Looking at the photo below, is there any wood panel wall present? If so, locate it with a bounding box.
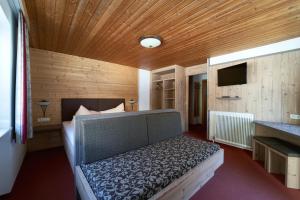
[31,48,138,127]
[208,49,300,125]
[185,63,207,77]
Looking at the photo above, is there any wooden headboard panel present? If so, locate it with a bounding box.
[61,98,125,121]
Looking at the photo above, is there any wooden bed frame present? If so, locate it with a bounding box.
[76,149,224,200]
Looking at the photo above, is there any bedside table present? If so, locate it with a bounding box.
[28,124,63,152]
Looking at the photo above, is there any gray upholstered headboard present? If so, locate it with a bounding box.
[61,98,125,121]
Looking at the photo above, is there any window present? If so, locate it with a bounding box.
[0,5,13,128]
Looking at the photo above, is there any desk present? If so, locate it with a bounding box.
[254,121,300,147]
[254,120,300,138]
[253,121,300,189]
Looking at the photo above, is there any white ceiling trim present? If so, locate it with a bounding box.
[209,37,300,66]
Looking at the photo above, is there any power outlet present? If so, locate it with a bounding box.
[37,117,50,122]
[290,114,300,120]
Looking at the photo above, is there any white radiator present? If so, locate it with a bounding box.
[209,111,254,150]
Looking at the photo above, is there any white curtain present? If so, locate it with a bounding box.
[15,12,32,144]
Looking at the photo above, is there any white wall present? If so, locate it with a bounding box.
[0,129,26,195]
[0,0,13,128]
[0,0,26,195]
[138,69,150,111]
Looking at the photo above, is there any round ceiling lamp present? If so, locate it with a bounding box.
[139,36,162,48]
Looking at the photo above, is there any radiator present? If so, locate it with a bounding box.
[209,111,254,150]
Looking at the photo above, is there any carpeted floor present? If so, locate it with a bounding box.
[0,147,75,200]
[1,126,300,200]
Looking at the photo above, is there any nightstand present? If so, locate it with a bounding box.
[28,124,63,152]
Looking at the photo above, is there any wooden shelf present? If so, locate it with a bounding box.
[151,65,185,120]
[152,78,175,82]
[164,78,175,81]
[164,88,175,91]
[216,96,241,100]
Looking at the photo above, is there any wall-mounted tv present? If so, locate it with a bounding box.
[217,62,247,86]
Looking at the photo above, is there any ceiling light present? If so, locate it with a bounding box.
[139,36,162,48]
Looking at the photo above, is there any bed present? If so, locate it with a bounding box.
[74,110,224,200]
[61,98,125,170]
[77,136,223,200]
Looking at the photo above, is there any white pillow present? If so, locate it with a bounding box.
[75,105,90,116]
[71,103,125,125]
[100,103,125,114]
[89,110,101,115]
[71,105,91,124]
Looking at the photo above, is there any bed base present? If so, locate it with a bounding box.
[76,149,224,200]
[62,127,75,172]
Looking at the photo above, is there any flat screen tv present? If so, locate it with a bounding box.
[217,62,247,86]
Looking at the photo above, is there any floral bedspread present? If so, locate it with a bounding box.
[80,135,220,200]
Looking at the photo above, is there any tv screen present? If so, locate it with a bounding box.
[217,62,247,86]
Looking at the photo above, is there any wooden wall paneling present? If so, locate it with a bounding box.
[260,56,272,121]
[24,0,300,69]
[31,48,138,127]
[175,65,186,130]
[208,49,300,125]
[185,64,207,77]
[282,51,300,123]
[207,64,215,115]
[245,59,258,116]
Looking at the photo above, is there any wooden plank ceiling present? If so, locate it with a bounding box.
[24,0,300,69]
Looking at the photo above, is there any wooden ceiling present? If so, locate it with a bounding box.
[24,0,300,69]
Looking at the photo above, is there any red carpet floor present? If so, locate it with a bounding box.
[0,148,75,200]
[1,126,300,200]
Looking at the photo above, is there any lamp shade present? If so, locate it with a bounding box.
[128,99,136,111]
[139,36,162,48]
[38,100,50,106]
[38,100,50,117]
[128,99,136,104]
